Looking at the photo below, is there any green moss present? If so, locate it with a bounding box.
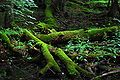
[37,29,85,43]
[53,48,94,77]
[41,43,60,71]
[44,0,58,28]
[38,22,49,29]
[0,32,13,49]
[37,26,120,43]
[24,29,61,74]
[40,62,53,74]
[55,48,79,75]
[87,26,119,38]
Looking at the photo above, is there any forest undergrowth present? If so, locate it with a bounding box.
[0,0,120,80]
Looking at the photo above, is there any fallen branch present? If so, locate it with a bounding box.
[92,70,120,80]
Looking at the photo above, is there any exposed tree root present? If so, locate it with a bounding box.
[1,26,119,77]
[36,26,120,43]
[23,29,94,77]
[50,47,94,77]
[0,32,14,50]
[23,29,61,74]
[1,27,119,79]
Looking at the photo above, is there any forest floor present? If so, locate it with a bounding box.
[0,1,120,80]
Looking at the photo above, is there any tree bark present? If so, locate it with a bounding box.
[108,0,120,17]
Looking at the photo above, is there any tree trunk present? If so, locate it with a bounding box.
[108,0,120,17]
[0,0,13,28]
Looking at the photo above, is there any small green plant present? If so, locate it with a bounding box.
[64,31,120,61]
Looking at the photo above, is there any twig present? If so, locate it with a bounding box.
[92,70,120,80]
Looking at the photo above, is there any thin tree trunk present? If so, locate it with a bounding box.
[108,0,120,17]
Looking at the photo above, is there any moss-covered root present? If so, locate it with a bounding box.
[55,48,79,75]
[40,44,61,74]
[23,29,61,74]
[37,29,85,43]
[0,32,13,49]
[52,48,94,77]
[23,29,94,77]
[37,26,120,43]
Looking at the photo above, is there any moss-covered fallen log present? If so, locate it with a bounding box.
[36,26,120,43]
[23,29,94,77]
